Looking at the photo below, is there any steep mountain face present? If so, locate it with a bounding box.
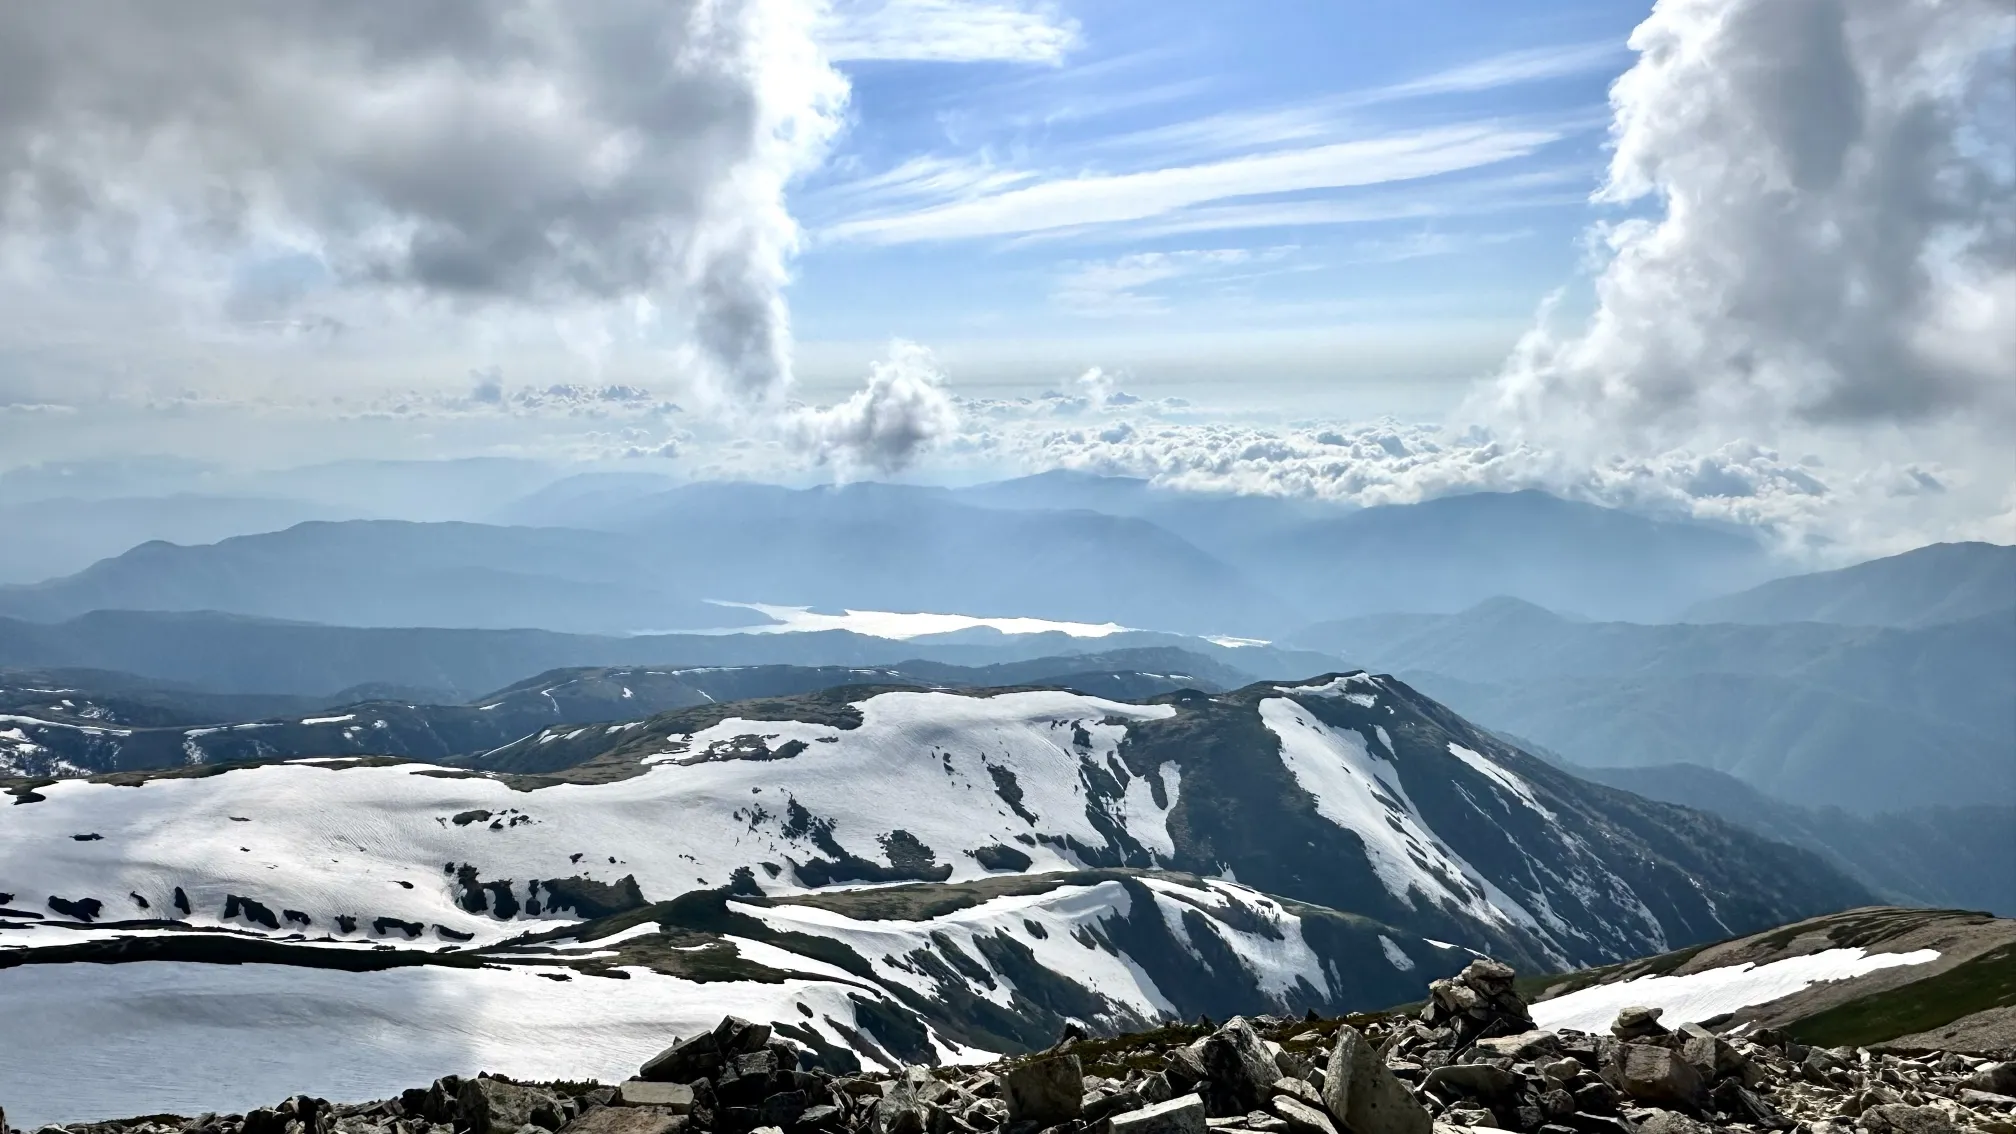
[0,654,1252,778]
[1570,763,2016,917]
[0,610,1334,699]
[3,674,1860,974]
[1685,541,2016,628]
[1295,599,2016,812]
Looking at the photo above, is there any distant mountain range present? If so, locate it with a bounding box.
[1685,540,2016,627]
[2,479,1783,635]
[0,649,1258,778]
[1293,593,2014,813]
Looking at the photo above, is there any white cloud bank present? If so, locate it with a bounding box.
[0,0,961,474]
[1475,0,2016,442]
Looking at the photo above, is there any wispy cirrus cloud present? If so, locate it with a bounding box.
[1052,248,1292,317]
[1358,41,1628,102]
[822,123,1562,244]
[820,0,1079,64]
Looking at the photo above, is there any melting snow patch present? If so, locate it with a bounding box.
[1379,934,1415,971]
[1447,744,1554,820]
[298,715,356,726]
[1531,947,1942,1033]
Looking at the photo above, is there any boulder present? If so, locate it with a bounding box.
[1858,1106,1965,1134]
[1472,1032,1561,1062]
[618,1083,696,1112]
[1199,1020,1282,1118]
[1270,1097,1339,1134]
[1610,1008,1668,1042]
[1005,1055,1084,1126]
[1613,1045,1704,1111]
[1110,1095,1208,1134]
[561,1108,688,1134]
[1422,1064,1520,1102]
[796,1104,844,1131]
[1324,1024,1432,1134]
[641,1033,724,1085]
[716,1017,773,1054]
[1676,1025,1743,1080]
[459,1077,565,1134]
[1635,1110,1711,1134]
[1966,1065,2016,1097]
[872,1083,930,1134]
[1271,1078,1325,1109]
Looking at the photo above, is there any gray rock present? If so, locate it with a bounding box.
[558,1109,686,1134]
[1613,1045,1704,1111]
[1006,1055,1084,1126]
[639,1033,723,1084]
[1858,1105,1965,1134]
[1422,1064,1520,1102]
[615,1083,694,1112]
[1111,1096,1208,1134]
[1540,1059,1583,1087]
[1676,1025,1743,1080]
[1200,1020,1283,1119]
[1270,1078,1324,1109]
[1325,1024,1432,1134]
[872,1083,930,1134]
[1471,1032,1561,1062]
[1087,1088,1149,1124]
[1966,1065,2016,1097]
[460,1079,565,1134]
[1635,1110,1711,1134]
[797,1104,844,1130]
[1611,1008,1668,1041]
[242,1110,287,1134]
[1269,1098,1338,1134]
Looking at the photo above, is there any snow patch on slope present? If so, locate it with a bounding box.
[1532,948,1942,1033]
[1259,697,1532,932]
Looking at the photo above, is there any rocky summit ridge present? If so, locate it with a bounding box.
[12,959,2014,1134]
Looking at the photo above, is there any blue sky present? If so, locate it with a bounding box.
[788,0,1645,408]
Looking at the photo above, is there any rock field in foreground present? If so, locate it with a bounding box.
[10,960,2014,1134]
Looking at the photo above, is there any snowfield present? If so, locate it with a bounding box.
[3,690,1177,945]
[1531,947,1943,1033]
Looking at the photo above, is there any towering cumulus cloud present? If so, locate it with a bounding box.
[0,0,956,469]
[1478,0,2015,442]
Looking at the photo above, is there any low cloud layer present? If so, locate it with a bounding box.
[1474,0,2015,441]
